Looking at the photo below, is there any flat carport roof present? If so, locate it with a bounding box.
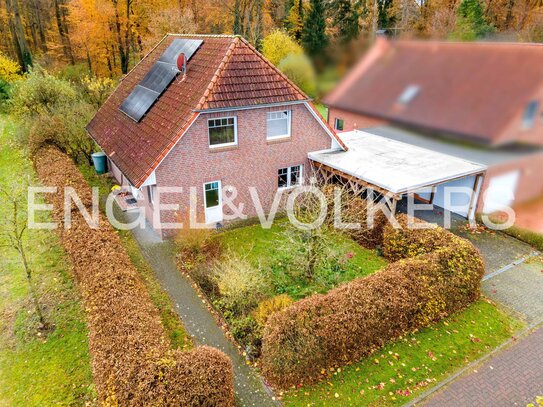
[308,130,487,195]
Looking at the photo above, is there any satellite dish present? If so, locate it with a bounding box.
[176,53,186,73]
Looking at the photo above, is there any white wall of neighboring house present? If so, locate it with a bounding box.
[482,170,521,213]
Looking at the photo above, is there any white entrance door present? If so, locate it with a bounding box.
[203,180,223,224]
[483,171,520,214]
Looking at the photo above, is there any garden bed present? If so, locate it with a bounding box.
[177,220,387,358]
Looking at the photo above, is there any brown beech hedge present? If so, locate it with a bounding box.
[34,147,234,406]
[261,214,484,389]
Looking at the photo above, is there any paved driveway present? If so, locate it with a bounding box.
[421,327,543,407]
[452,226,543,324]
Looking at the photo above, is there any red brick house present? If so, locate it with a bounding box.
[86,34,344,237]
[325,38,543,216]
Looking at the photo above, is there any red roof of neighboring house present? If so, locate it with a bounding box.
[87,34,342,188]
[325,39,543,145]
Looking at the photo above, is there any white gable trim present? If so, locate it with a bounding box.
[193,100,309,114]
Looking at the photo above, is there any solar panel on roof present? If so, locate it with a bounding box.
[119,38,204,122]
[139,61,179,93]
[120,85,159,122]
[159,39,203,65]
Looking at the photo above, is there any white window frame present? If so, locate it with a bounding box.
[203,180,223,224]
[278,164,303,189]
[208,116,238,148]
[334,118,344,131]
[266,110,291,140]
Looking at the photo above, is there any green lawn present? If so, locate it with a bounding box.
[314,103,328,120]
[78,164,192,350]
[218,221,387,299]
[0,115,95,405]
[282,300,523,406]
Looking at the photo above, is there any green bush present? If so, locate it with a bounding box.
[0,80,10,109]
[261,214,484,389]
[277,53,316,97]
[10,67,78,117]
[9,68,97,163]
[27,101,96,163]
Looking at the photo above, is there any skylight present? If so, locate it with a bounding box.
[522,100,539,129]
[397,85,420,105]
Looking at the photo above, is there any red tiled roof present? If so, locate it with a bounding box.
[86,34,316,188]
[325,39,543,145]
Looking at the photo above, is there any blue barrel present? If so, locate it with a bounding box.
[91,152,107,174]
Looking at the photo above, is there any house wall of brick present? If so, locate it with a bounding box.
[144,103,334,237]
[327,107,387,132]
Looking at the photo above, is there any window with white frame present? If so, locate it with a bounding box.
[147,185,154,204]
[267,110,291,139]
[278,165,302,188]
[208,117,237,147]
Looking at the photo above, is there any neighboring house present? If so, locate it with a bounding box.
[325,38,543,216]
[87,34,343,237]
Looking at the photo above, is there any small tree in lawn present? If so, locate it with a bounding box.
[280,186,337,281]
[451,0,494,41]
[0,182,48,330]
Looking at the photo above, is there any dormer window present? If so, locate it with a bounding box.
[522,100,539,129]
[397,85,420,105]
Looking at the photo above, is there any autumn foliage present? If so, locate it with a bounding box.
[261,213,484,389]
[33,147,234,406]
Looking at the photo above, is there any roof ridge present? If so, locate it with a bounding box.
[195,37,240,110]
[394,39,543,49]
[167,33,238,38]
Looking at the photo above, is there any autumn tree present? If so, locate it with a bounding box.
[285,0,305,41]
[330,0,361,43]
[4,0,33,71]
[262,29,303,65]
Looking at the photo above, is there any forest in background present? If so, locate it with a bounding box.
[2,0,543,80]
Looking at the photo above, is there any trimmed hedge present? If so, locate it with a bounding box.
[261,214,484,389]
[34,147,234,406]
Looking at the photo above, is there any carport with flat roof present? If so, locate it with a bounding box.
[308,130,487,220]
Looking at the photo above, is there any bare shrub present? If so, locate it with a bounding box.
[213,255,271,315]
